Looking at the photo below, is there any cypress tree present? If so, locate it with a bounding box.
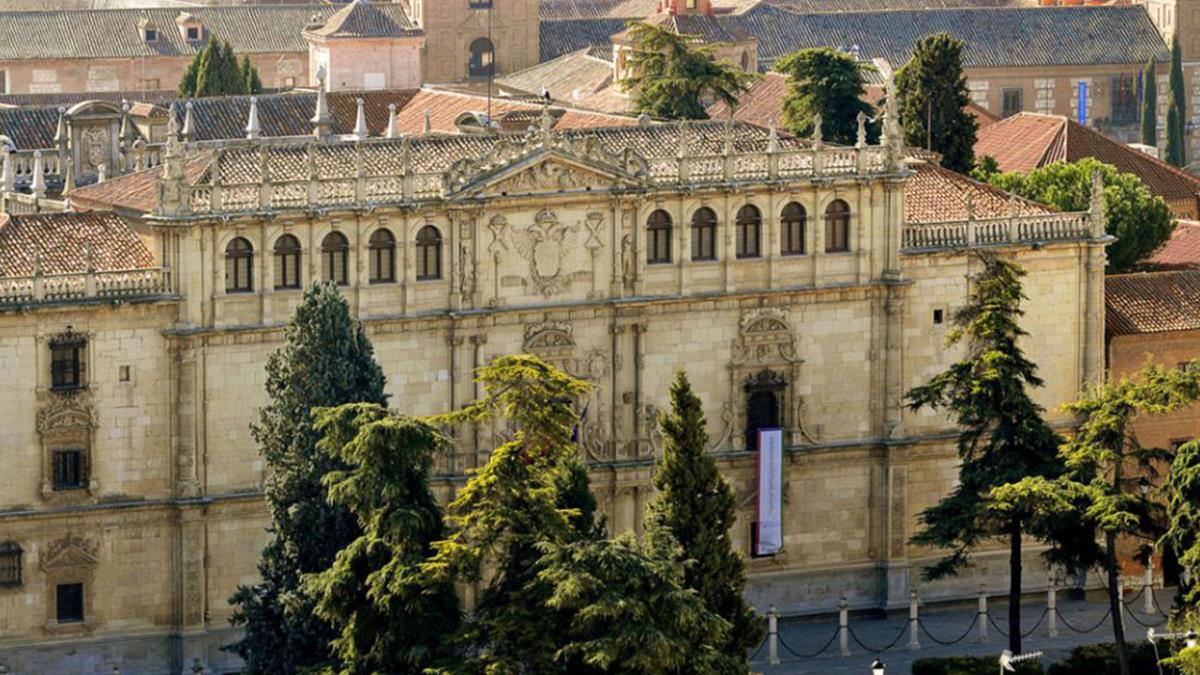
[191,38,220,97]
[226,282,388,674]
[895,33,978,173]
[644,372,763,668]
[242,55,264,95]
[774,47,877,145]
[1166,437,1200,608]
[305,403,460,674]
[180,36,259,97]
[1141,57,1158,147]
[1167,36,1188,167]
[907,253,1067,655]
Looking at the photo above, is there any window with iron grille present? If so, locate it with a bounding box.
[56,583,84,623]
[52,449,86,491]
[50,334,86,391]
[0,542,21,588]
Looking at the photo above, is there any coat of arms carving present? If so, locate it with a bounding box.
[513,210,578,297]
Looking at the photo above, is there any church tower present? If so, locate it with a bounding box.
[413,0,540,84]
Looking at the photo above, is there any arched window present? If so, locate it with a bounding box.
[469,38,495,78]
[736,204,761,259]
[691,207,717,261]
[322,232,350,286]
[647,209,672,264]
[224,237,253,294]
[746,390,780,452]
[416,225,442,280]
[781,202,806,256]
[273,234,301,290]
[740,50,751,72]
[825,199,850,253]
[368,228,396,284]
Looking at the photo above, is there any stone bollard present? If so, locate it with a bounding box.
[839,596,851,657]
[1118,577,1127,634]
[978,586,989,643]
[1144,561,1156,615]
[768,604,780,665]
[1047,580,1058,638]
[909,590,921,651]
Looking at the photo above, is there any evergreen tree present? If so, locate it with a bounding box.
[895,33,978,173]
[242,55,264,95]
[1142,57,1158,147]
[907,253,1067,655]
[304,403,460,675]
[987,158,1175,273]
[1165,436,1200,607]
[1167,36,1188,167]
[995,363,1200,675]
[773,47,877,145]
[537,525,739,674]
[622,22,756,120]
[226,282,388,675]
[644,372,762,667]
[179,36,260,98]
[969,155,999,183]
[423,355,595,673]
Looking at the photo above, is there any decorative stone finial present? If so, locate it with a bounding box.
[97,164,107,183]
[386,103,398,139]
[1089,168,1107,236]
[855,111,867,149]
[0,146,13,192]
[767,120,779,153]
[353,97,368,141]
[245,96,261,139]
[182,101,195,142]
[883,72,902,154]
[53,107,68,147]
[311,71,332,139]
[423,110,432,134]
[539,105,555,143]
[30,150,46,197]
[812,113,823,146]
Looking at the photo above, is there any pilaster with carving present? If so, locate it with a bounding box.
[726,308,814,451]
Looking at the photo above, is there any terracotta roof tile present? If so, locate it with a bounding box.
[976,112,1200,204]
[168,90,420,141]
[1145,220,1200,271]
[0,211,155,277]
[70,155,210,214]
[390,89,637,135]
[904,159,1053,224]
[497,50,615,104]
[1107,271,1200,336]
[707,72,787,127]
[304,0,419,39]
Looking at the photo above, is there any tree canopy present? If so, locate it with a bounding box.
[773,47,877,145]
[894,33,977,173]
[179,37,264,98]
[622,22,756,120]
[226,282,388,675]
[985,158,1175,273]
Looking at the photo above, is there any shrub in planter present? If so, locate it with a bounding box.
[912,655,1044,675]
[1047,642,1179,675]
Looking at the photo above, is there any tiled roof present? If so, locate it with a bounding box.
[70,155,210,214]
[976,112,1200,203]
[0,4,414,61]
[0,106,65,149]
[904,159,1053,224]
[539,0,760,20]
[390,89,638,135]
[1145,220,1200,271]
[613,12,756,45]
[707,72,787,127]
[0,90,180,109]
[761,0,1024,12]
[0,211,155,277]
[1106,271,1200,336]
[497,50,615,104]
[304,0,419,39]
[542,5,1169,69]
[167,90,420,141]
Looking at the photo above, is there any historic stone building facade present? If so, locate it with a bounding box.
[0,97,1107,673]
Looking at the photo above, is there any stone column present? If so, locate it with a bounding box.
[173,341,201,498]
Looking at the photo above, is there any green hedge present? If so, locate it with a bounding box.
[1047,642,1178,675]
[912,656,1043,675]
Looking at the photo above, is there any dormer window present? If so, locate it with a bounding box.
[176,13,203,42]
[186,26,200,41]
[138,16,158,43]
[145,29,158,43]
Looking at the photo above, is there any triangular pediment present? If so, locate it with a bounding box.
[450,150,643,199]
[40,536,99,571]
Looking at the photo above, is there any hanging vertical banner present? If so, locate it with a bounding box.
[1077,81,1088,126]
[756,428,783,557]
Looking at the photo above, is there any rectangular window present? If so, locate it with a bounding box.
[0,543,21,588]
[1002,88,1023,118]
[50,341,85,390]
[1110,73,1139,126]
[283,77,296,88]
[144,29,157,43]
[52,449,86,491]
[56,583,84,623]
[0,70,7,95]
[186,26,200,41]
[139,79,160,91]
[469,0,493,7]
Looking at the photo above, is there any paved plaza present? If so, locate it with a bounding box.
[753,590,1179,674]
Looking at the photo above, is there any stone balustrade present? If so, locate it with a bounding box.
[901,212,1094,252]
[0,267,175,307]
